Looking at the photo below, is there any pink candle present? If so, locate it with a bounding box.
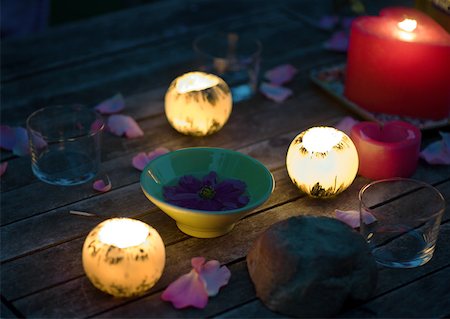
[345,7,450,120]
[350,121,421,180]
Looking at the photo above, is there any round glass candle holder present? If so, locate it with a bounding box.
[286,126,359,198]
[82,218,166,297]
[26,104,104,186]
[165,72,232,136]
[359,178,445,268]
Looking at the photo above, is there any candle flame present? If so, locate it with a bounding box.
[176,72,219,93]
[99,218,149,248]
[397,19,417,32]
[302,127,344,154]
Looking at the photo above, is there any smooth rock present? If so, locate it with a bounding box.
[246,216,377,317]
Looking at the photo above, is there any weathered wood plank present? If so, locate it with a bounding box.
[0,299,18,319]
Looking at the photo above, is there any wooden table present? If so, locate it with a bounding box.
[1,0,449,317]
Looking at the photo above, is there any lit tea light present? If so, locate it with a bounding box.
[286,127,358,198]
[165,71,232,136]
[82,218,165,297]
[345,7,450,120]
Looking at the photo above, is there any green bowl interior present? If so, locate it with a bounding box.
[140,148,274,211]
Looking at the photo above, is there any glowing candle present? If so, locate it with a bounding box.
[82,218,165,297]
[286,127,359,198]
[351,121,421,180]
[345,7,450,120]
[165,71,232,136]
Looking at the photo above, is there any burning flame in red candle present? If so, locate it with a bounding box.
[397,18,417,32]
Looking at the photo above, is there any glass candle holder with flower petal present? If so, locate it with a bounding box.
[286,126,359,198]
[165,72,232,136]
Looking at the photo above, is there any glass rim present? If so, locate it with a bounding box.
[26,104,105,142]
[359,177,445,212]
[193,32,262,60]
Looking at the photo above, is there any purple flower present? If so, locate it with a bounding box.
[163,171,249,211]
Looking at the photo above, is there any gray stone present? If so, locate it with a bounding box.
[247,216,377,317]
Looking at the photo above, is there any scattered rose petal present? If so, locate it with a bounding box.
[132,147,170,171]
[317,15,339,30]
[335,209,377,228]
[341,17,355,29]
[420,132,450,165]
[107,114,143,138]
[264,64,298,85]
[95,93,125,114]
[0,162,8,177]
[335,116,360,136]
[93,176,112,192]
[0,125,30,156]
[259,82,293,103]
[324,31,349,52]
[161,257,231,309]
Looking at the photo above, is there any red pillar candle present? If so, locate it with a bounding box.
[350,121,421,180]
[345,7,450,120]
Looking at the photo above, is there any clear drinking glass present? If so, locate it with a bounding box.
[26,104,104,186]
[193,32,262,103]
[359,178,445,268]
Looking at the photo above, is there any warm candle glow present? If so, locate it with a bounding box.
[98,218,149,248]
[286,127,358,198]
[176,72,219,93]
[397,18,417,32]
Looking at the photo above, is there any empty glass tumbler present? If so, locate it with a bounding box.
[26,105,104,186]
[359,178,445,268]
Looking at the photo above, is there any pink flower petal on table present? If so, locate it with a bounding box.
[317,15,339,30]
[95,93,125,114]
[335,116,360,136]
[0,125,15,150]
[264,64,298,85]
[341,17,355,30]
[0,162,8,177]
[12,127,30,156]
[107,114,143,138]
[420,132,450,165]
[161,268,209,309]
[132,147,170,171]
[259,82,293,103]
[93,176,112,192]
[324,31,349,52]
[335,209,377,228]
[199,259,231,297]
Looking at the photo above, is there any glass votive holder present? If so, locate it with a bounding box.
[193,32,262,102]
[359,178,445,268]
[26,104,104,186]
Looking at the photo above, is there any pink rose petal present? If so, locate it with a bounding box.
[95,93,125,114]
[0,125,30,156]
[199,259,231,297]
[341,17,355,30]
[93,176,112,192]
[420,132,450,165]
[132,147,170,171]
[317,15,339,30]
[259,82,293,103]
[161,257,230,309]
[0,162,8,177]
[335,116,360,136]
[161,269,209,309]
[324,31,349,52]
[335,209,377,228]
[107,114,143,138]
[264,64,298,85]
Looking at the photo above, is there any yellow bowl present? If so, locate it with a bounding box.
[140,147,274,238]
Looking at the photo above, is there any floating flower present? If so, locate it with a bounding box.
[335,209,377,228]
[161,257,231,309]
[259,82,293,103]
[264,64,298,85]
[420,132,450,165]
[132,147,170,171]
[163,171,249,211]
[94,93,125,114]
[0,162,8,177]
[107,114,144,138]
[0,125,29,156]
[92,175,112,193]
